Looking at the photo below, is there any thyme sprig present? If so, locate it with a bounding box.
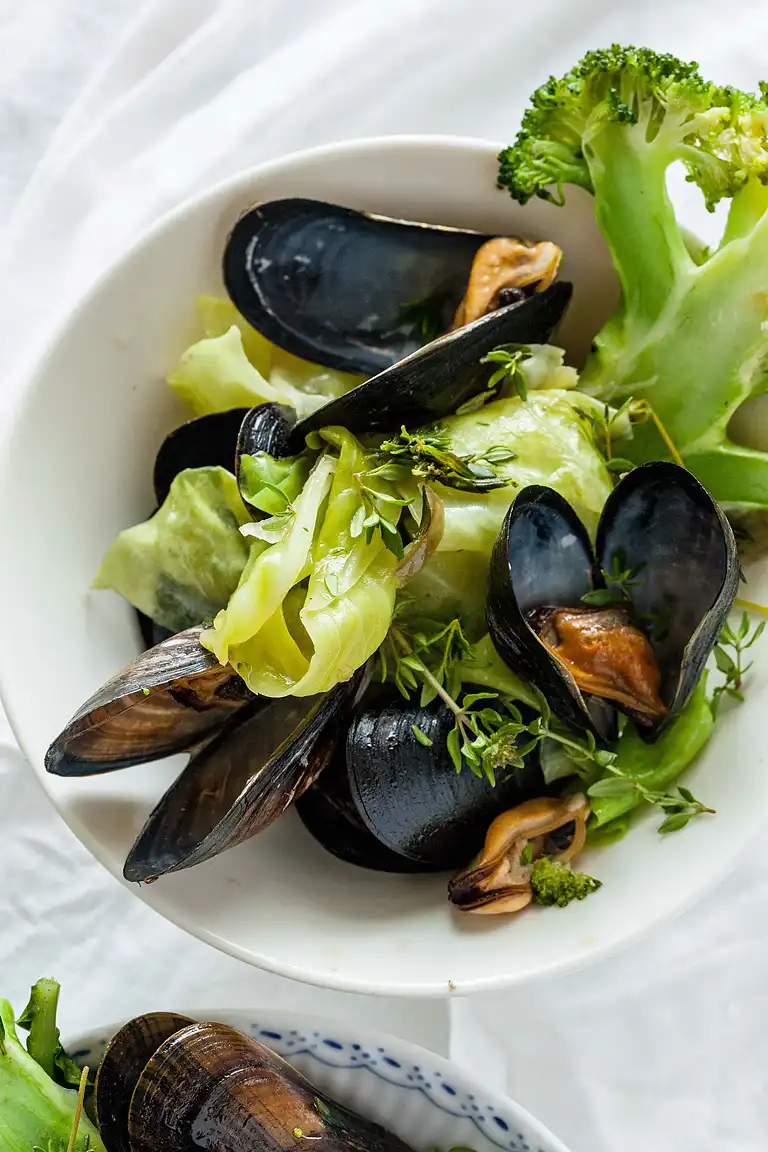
[378,426,516,492]
[581,550,645,608]
[711,611,765,715]
[588,769,715,834]
[479,343,532,401]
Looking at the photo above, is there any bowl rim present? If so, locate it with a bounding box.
[65,1006,572,1152]
[0,132,750,999]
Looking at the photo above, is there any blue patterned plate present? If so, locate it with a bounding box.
[68,1009,570,1152]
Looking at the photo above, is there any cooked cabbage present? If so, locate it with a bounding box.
[94,466,251,633]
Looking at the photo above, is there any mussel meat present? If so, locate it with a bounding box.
[298,687,548,871]
[487,462,739,740]
[448,793,590,913]
[45,627,255,775]
[224,197,562,377]
[95,1017,415,1152]
[123,662,369,881]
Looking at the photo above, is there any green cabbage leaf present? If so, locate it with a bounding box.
[93,466,251,633]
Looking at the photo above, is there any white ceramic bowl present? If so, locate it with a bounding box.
[1,136,767,996]
[68,1008,571,1152]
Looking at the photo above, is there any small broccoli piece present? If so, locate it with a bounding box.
[530,857,602,907]
[498,46,768,510]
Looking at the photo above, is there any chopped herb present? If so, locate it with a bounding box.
[480,344,532,401]
[581,550,645,608]
[293,1129,304,1140]
[396,295,446,343]
[378,425,514,492]
[141,687,151,696]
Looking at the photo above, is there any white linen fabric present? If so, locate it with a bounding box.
[1,3,767,1150]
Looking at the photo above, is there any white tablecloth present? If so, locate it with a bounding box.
[1,3,767,1150]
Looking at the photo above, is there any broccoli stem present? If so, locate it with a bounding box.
[17,980,60,1081]
[584,185,768,460]
[586,122,692,330]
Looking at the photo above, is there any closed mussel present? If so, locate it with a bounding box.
[126,1020,416,1152]
[45,627,255,775]
[123,663,370,882]
[299,687,547,871]
[94,1012,195,1152]
[487,462,739,740]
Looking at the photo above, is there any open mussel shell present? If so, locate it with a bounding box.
[224,197,498,377]
[153,409,248,505]
[123,664,369,882]
[94,1012,194,1152]
[326,690,547,869]
[128,1021,415,1152]
[487,485,614,739]
[595,461,739,727]
[487,463,739,741]
[45,627,255,776]
[291,283,571,444]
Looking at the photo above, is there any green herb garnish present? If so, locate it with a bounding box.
[480,344,532,401]
[711,611,765,715]
[378,426,515,492]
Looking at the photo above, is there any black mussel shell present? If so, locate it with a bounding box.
[45,627,255,776]
[236,402,296,462]
[224,198,497,377]
[342,690,546,869]
[486,485,613,738]
[153,409,248,505]
[296,748,431,873]
[94,1012,194,1152]
[595,461,739,727]
[234,402,297,510]
[290,283,571,445]
[128,1021,416,1152]
[487,464,739,740]
[123,664,370,882]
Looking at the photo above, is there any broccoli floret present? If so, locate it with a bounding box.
[498,46,768,509]
[530,857,602,907]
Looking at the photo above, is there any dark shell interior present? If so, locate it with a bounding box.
[153,409,248,505]
[486,485,612,737]
[94,1012,194,1152]
[290,283,571,446]
[123,667,367,882]
[595,461,739,724]
[487,463,739,740]
[223,197,496,377]
[45,627,254,776]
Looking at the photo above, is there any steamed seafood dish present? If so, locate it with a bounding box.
[48,44,768,918]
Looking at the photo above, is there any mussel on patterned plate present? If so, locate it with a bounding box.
[45,189,745,921]
[1,977,420,1152]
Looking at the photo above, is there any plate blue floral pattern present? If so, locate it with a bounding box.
[70,1013,563,1152]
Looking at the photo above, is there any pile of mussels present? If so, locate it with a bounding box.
[90,1011,417,1152]
[45,199,739,914]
